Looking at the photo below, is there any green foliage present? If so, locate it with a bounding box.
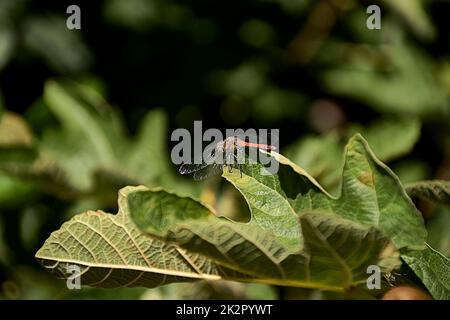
[0,79,198,208]
[36,186,248,288]
[427,208,450,258]
[286,117,421,191]
[401,246,450,300]
[350,118,421,162]
[36,135,449,298]
[381,0,435,40]
[322,40,449,119]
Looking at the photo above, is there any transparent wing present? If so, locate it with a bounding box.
[179,149,218,175]
[179,163,208,175]
[192,163,224,181]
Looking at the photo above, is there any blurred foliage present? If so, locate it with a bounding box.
[0,0,450,299]
[427,207,450,258]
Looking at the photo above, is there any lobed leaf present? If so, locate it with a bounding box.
[35,186,250,288]
[129,187,391,290]
[235,134,427,251]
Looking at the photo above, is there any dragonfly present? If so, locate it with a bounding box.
[179,134,277,180]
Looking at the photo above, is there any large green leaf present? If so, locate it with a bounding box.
[268,135,447,299]
[129,188,390,290]
[36,185,390,291]
[35,186,250,288]
[405,180,450,207]
[401,246,450,300]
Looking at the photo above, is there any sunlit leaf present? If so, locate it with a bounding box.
[129,187,391,290]
[36,186,251,289]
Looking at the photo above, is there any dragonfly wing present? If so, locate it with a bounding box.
[193,164,224,181]
[179,148,219,175]
[179,163,208,174]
